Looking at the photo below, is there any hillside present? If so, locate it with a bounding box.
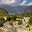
[8,5,32,15]
[0,4,24,15]
[24,12,32,17]
[0,4,32,15]
[0,8,8,16]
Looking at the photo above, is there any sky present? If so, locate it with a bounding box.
[0,0,32,6]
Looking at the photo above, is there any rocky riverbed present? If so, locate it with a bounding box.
[0,21,32,32]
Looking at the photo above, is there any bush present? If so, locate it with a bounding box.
[11,16,16,21]
[26,25,30,28]
[28,16,32,25]
[18,21,22,25]
[7,16,11,21]
[0,22,3,27]
[8,30,11,32]
[0,17,5,21]
[10,22,13,26]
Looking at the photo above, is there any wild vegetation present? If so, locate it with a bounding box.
[0,8,8,16]
[18,21,22,25]
[28,16,32,25]
[24,12,32,17]
[0,6,32,32]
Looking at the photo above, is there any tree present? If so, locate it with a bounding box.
[0,22,3,27]
[28,16,32,25]
[18,21,22,25]
[11,16,16,21]
[0,17,5,27]
[7,16,11,21]
[0,17,5,21]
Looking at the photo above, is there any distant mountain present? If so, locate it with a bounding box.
[23,6,32,14]
[0,4,32,15]
[8,5,32,15]
[0,8,8,16]
[0,4,25,15]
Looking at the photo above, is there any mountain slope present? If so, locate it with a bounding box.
[24,12,32,17]
[0,8,8,16]
[0,4,32,15]
[0,4,25,15]
[23,6,32,13]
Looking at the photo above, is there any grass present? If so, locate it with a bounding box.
[8,30,11,32]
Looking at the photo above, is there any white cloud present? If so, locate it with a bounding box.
[0,0,20,4]
[27,2,32,6]
[20,0,27,5]
[0,0,32,6]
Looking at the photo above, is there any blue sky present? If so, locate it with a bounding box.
[0,0,32,6]
[26,0,32,4]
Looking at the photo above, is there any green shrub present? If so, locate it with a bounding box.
[26,25,30,28]
[0,17,5,21]
[0,22,3,27]
[18,21,22,25]
[28,16,32,25]
[8,30,11,32]
[11,16,16,21]
[10,22,13,26]
[7,16,11,21]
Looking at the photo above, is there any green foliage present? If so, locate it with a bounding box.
[8,30,11,32]
[10,22,13,26]
[28,16,32,25]
[18,21,22,25]
[17,17,24,19]
[0,8,8,16]
[7,16,11,21]
[0,22,3,27]
[26,25,30,28]
[0,17,5,21]
[11,16,16,21]
[29,28,31,31]
[0,17,5,26]
[24,12,32,17]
